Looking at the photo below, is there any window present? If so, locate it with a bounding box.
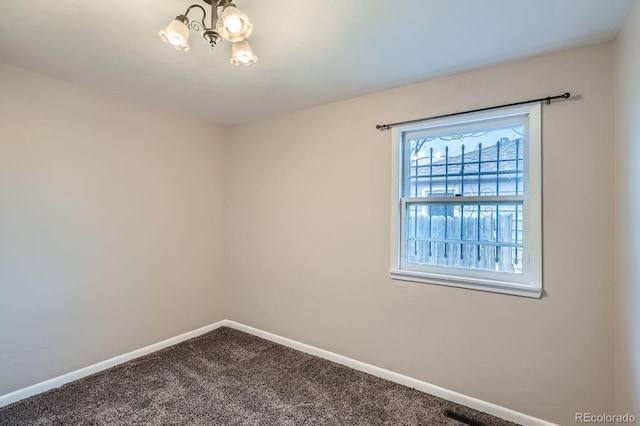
[390,103,542,298]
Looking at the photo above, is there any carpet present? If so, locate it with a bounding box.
[0,327,519,425]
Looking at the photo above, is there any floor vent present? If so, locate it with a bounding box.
[444,409,491,426]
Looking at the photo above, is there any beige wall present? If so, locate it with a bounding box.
[615,0,640,416]
[0,64,228,395]
[227,43,615,424]
[1,39,626,424]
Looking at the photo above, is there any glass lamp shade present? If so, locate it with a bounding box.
[159,17,190,52]
[230,40,257,65]
[218,6,253,42]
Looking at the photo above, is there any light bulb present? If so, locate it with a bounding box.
[218,6,253,42]
[230,40,257,65]
[159,16,191,52]
[225,16,242,34]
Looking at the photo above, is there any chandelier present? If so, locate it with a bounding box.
[159,0,257,65]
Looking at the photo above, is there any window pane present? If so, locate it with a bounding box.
[405,125,524,198]
[405,202,523,274]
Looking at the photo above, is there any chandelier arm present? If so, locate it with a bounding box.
[210,1,218,29]
[208,0,233,27]
[209,0,222,29]
[183,4,208,28]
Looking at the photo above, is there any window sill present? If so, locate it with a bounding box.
[389,269,542,299]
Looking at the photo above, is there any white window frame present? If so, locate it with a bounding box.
[389,103,542,298]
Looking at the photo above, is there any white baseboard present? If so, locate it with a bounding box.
[0,320,226,408]
[0,319,557,426]
[223,320,557,426]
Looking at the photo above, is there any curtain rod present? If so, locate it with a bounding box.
[375,92,571,131]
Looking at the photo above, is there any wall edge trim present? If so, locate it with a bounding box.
[224,320,558,426]
[0,319,557,425]
[0,320,227,408]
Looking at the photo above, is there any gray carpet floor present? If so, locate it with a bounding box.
[0,327,519,425]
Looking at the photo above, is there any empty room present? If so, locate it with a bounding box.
[1,0,639,425]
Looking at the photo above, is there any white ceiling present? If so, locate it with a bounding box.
[0,0,633,125]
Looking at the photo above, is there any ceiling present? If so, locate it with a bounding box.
[0,0,633,125]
